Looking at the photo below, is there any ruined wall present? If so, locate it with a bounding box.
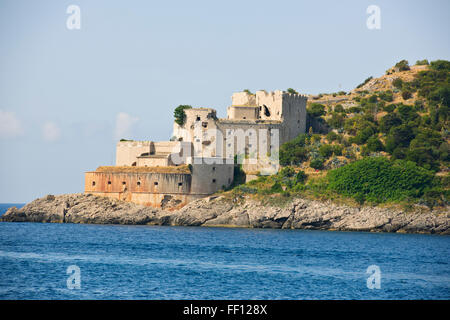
[227,106,259,120]
[231,92,256,106]
[152,141,179,154]
[116,141,151,166]
[116,141,179,167]
[255,90,284,121]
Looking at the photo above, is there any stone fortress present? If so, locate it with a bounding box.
[85,90,307,209]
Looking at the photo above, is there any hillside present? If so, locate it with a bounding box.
[229,59,449,209]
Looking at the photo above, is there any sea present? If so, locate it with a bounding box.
[0,203,449,300]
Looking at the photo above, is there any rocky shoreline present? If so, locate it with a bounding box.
[1,193,449,235]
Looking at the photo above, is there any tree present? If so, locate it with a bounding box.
[379,91,394,102]
[393,78,404,89]
[286,88,298,94]
[279,134,309,166]
[334,104,345,113]
[326,131,339,142]
[395,60,410,71]
[279,166,295,178]
[327,112,345,129]
[397,104,418,122]
[307,103,326,117]
[429,85,450,106]
[295,171,307,184]
[310,159,324,170]
[174,105,192,126]
[366,136,384,152]
[379,113,402,133]
[387,125,415,149]
[352,126,376,145]
[430,60,450,71]
[402,90,412,100]
[416,59,429,66]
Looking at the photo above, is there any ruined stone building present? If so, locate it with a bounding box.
[85,90,307,208]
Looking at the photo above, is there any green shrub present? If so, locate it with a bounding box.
[429,85,450,106]
[421,188,448,208]
[334,104,345,113]
[366,136,384,152]
[379,91,394,102]
[416,59,429,66]
[295,171,307,184]
[402,90,412,100]
[307,103,326,117]
[386,125,415,150]
[383,104,396,113]
[414,100,425,111]
[319,144,334,159]
[352,126,376,145]
[327,157,435,203]
[393,78,403,89]
[395,60,410,71]
[430,60,450,71]
[319,144,343,159]
[379,113,401,134]
[279,166,295,178]
[279,134,309,166]
[368,94,378,103]
[357,76,373,89]
[310,159,324,170]
[270,182,283,193]
[326,131,339,142]
[327,112,345,129]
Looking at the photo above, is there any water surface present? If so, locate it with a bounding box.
[0,205,449,299]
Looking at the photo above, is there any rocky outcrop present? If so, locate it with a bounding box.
[1,193,449,235]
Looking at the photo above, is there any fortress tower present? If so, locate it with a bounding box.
[85,90,307,208]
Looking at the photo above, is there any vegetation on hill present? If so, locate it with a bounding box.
[227,59,450,209]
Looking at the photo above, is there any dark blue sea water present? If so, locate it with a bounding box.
[0,203,449,299]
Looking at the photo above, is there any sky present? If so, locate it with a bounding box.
[0,0,449,203]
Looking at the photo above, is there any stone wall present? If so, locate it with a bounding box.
[279,93,308,142]
[227,106,259,120]
[116,141,151,166]
[84,160,234,208]
[231,92,256,106]
[189,158,234,193]
[136,156,170,167]
[85,170,192,208]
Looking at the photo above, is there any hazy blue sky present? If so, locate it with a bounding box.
[1,0,449,202]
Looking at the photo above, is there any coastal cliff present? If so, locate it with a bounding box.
[2,193,449,235]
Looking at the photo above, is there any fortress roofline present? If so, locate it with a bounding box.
[185,107,216,111]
